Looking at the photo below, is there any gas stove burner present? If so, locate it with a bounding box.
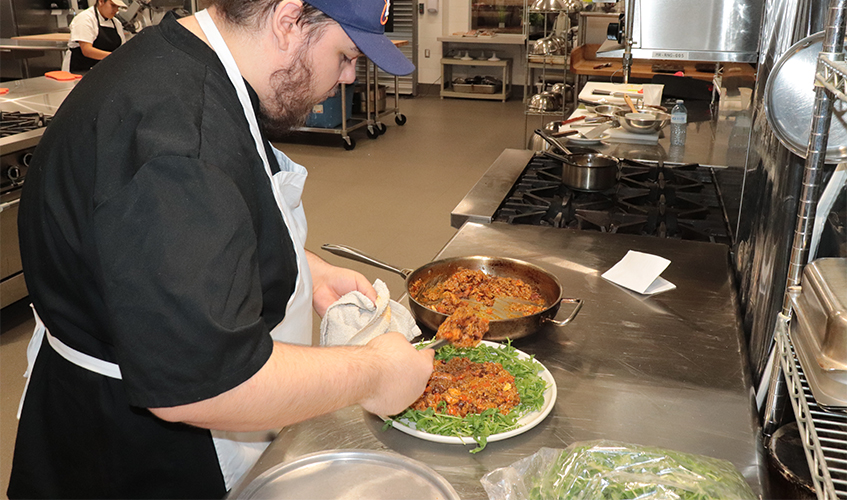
[1,111,52,138]
[494,154,733,244]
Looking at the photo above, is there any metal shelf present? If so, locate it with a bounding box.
[522,5,574,140]
[439,57,512,102]
[816,53,847,102]
[777,321,848,500]
[294,59,407,149]
[528,60,569,70]
[764,5,847,499]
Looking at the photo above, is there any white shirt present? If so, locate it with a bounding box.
[68,6,125,49]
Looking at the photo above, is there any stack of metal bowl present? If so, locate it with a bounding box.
[528,92,561,112]
[612,109,671,134]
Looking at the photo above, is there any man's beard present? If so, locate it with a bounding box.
[257,50,330,141]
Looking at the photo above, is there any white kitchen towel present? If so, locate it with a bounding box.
[320,279,421,346]
[602,250,677,295]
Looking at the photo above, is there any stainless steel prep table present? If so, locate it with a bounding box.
[229,221,765,499]
[0,76,78,115]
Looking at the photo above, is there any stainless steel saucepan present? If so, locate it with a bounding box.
[541,149,620,192]
[321,244,583,341]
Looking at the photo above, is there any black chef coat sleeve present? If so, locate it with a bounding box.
[91,154,274,409]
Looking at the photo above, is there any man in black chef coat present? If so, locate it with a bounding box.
[8,0,433,498]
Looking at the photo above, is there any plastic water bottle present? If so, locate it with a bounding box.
[670,99,687,146]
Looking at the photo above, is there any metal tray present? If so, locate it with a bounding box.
[765,32,847,163]
[472,83,502,94]
[231,449,461,500]
[789,258,847,408]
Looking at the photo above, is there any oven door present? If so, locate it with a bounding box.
[1,189,27,307]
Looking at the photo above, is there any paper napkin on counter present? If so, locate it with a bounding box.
[320,278,421,346]
[602,250,676,295]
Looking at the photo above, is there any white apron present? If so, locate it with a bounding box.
[18,8,315,492]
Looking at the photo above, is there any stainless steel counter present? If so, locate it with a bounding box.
[0,76,78,115]
[531,81,755,168]
[229,222,765,499]
[0,38,68,51]
[590,105,753,168]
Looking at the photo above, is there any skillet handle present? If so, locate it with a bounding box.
[321,244,412,279]
[545,298,582,326]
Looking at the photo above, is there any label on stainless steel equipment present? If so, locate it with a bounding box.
[652,51,687,60]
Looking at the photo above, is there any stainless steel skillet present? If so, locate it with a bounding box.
[322,244,582,341]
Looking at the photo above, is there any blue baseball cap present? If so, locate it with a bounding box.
[305,0,415,76]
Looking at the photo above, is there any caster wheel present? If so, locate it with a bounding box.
[395,114,407,126]
[343,137,355,150]
[376,122,387,134]
[366,126,379,139]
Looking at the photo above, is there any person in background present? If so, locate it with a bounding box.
[65,0,127,72]
[8,0,433,498]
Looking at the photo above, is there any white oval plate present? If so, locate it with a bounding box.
[386,341,557,445]
[566,133,610,145]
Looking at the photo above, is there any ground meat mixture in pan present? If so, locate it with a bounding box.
[410,268,547,317]
[411,357,520,417]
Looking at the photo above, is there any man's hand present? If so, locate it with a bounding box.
[357,332,435,416]
[306,250,377,316]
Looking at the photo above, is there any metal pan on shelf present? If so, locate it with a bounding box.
[788,257,846,409]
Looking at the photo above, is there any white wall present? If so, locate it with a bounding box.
[415,0,470,85]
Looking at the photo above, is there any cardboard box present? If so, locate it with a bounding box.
[352,84,387,114]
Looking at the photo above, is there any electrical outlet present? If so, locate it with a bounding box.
[424,49,430,58]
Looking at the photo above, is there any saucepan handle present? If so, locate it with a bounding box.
[321,243,413,279]
[534,129,571,156]
[545,297,583,326]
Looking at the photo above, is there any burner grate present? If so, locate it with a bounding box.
[1,111,51,138]
[494,155,732,244]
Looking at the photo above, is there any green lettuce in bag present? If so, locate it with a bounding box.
[480,440,757,500]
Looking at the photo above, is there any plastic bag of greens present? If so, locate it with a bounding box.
[480,440,757,500]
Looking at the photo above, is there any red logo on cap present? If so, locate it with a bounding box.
[381,0,390,25]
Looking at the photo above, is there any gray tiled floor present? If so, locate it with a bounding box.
[0,94,527,497]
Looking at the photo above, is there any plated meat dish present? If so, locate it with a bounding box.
[409,268,547,319]
[411,357,520,417]
[384,342,550,453]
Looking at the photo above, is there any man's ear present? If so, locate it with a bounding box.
[270,0,303,52]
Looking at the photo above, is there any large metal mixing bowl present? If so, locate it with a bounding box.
[613,109,671,134]
[587,104,627,118]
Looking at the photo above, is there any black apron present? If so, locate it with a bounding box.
[69,8,122,72]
